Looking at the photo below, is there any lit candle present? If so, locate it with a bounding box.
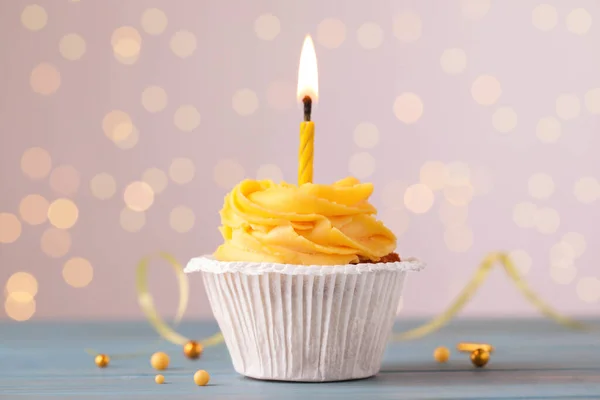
[297,35,319,185]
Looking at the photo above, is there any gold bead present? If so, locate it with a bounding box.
[433,346,450,363]
[183,340,203,360]
[155,374,165,384]
[457,342,495,354]
[94,354,110,368]
[150,352,170,370]
[470,349,490,368]
[193,369,210,386]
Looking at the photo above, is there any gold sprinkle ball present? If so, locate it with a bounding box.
[193,369,210,386]
[155,374,165,384]
[457,342,494,354]
[470,348,490,368]
[94,354,110,368]
[184,340,203,360]
[150,352,170,371]
[433,346,450,363]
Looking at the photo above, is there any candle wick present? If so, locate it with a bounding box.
[303,96,312,122]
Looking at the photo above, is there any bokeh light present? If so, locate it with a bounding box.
[142,168,168,194]
[471,75,501,106]
[169,206,195,233]
[555,94,581,120]
[492,106,518,133]
[5,296,36,321]
[393,93,423,124]
[5,272,38,297]
[142,86,168,113]
[90,173,117,200]
[174,105,200,131]
[445,162,471,186]
[566,8,592,35]
[443,184,474,206]
[444,225,474,252]
[21,147,52,180]
[47,198,79,229]
[21,4,47,31]
[532,4,557,31]
[141,8,168,35]
[111,26,142,64]
[528,173,555,199]
[19,194,49,225]
[348,152,376,179]
[513,202,537,228]
[561,232,586,258]
[404,183,434,214]
[62,257,93,288]
[550,265,577,285]
[550,241,575,269]
[576,277,600,303]
[357,22,384,49]
[49,165,80,196]
[353,122,379,149]
[256,164,283,182]
[30,63,61,95]
[254,14,280,41]
[393,12,422,43]
[170,30,196,58]
[534,207,560,234]
[59,33,86,60]
[120,208,146,232]
[232,89,259,116]
[536,116,561,143]
[0,213,22,244]
[420,161,447,191]
[102,110,134,143]
[584,88,600,114]
[438,200,469,227]
[123,181,154,212]
[440,48,467,75]
[316,18,346,49]
[40,228,71,258]
[460,0,491,20]
[573,177,600,204]
[169,158,196,184]
[114,126,139,149]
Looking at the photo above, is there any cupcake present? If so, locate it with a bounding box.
[185,176,424,382]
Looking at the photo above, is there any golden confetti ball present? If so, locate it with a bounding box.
[150,352,170,370]
[433,346,450,363]
[470,349,490,368]
[155,374,165,384]
[94,354,110,368]
[184,340,203,359]
[193,369,210,386]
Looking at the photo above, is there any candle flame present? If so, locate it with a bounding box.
[297,35,319,102]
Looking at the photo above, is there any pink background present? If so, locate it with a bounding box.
[1,0,600,321]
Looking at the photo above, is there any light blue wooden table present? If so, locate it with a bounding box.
[1,319,600,399]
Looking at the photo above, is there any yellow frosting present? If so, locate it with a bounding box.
[213,177,397,265]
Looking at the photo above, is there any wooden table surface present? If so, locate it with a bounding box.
[2,319,600,399]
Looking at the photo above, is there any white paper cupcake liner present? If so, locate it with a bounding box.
[185,256,425,382]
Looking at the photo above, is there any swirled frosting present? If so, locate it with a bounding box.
[213,177,397,265]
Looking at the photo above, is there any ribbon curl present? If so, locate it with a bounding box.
[89,250,592,359]
[138,251,590,349]
[391,252,589,341]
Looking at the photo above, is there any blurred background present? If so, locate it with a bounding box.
[1,0,599,322]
